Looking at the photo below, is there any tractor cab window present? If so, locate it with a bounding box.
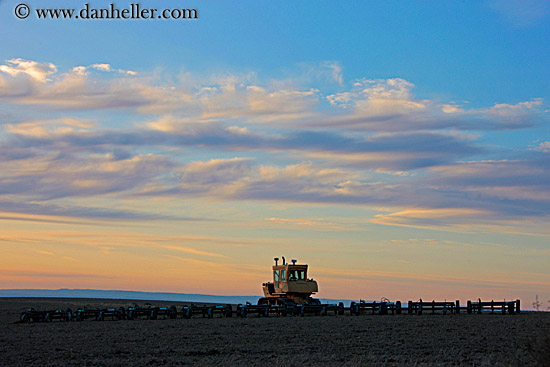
[281,269,286,282]
[274,270,280,282]
[288,270,297,281]
[289,269,305,281]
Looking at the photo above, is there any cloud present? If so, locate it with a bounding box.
[315,264,550,290]
[482,99,543,128]
[294,61,344,86]
[0,199,191,222]
[0,269,111,279]
[327,78,416,110]
[1,59,543,132]
[0,59,157,111]
[6,117,482,172]
[90,63,111,72]
[0,150,178,200]
[242,86,318,121]
[0,214,103,226]
[73,63,137,76]
[129,157,396,206]
[0,230,253,256]
[306,131,481,170]
[532,141,550,153]
[0,58,57,82]
[6,117,94,138]
[264,217,351,231]
[71,66,88,76]
[1,119,546,229]
[371,208,493,229]
[0,59,548,233]
[323,61,344,85]
[119,69,138,76]
[36,250,55,255]
[168,160,411,207]
[320,79,543,131]
[426,157,550,216]
[155,244,228,258]
[168,157,254,197]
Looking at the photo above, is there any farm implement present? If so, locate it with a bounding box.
[350,300,402,315]
[407,300,460,315]
[182,304,232,318]
[467,299,521,314]
[20,308,72,323]
[19,304,234,323]
[17,257,522,323]
[75,307,126,321]
[235,301,342,317]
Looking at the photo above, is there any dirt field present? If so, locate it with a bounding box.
[1,298,549,366]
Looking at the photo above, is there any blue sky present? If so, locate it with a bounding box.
[0,0,549,304]
[4,1,549,102]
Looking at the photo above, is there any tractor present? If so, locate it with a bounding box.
[258,257,320,307]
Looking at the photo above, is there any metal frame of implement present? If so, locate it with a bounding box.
[19,298,521,323]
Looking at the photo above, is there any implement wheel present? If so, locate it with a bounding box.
[169,306,178,319]
[282,306,288,317]
[224,305,233,318]
[20,313,30,323]
[237,307,246,318]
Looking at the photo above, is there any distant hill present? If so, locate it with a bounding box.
[0,289,260,305]
[0,289,355,306]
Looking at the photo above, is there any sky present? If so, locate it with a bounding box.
[0,0,549,306]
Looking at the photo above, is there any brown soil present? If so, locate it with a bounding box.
[1,298,549,366]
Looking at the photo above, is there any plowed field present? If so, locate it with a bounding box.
[1,298,549,366]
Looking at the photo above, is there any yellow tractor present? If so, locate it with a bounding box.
[258,257,320,307]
